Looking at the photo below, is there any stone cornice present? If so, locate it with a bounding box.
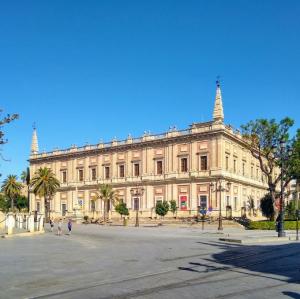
[29,127,225,164]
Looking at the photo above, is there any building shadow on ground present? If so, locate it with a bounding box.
[282,292,300,299]
[178,241,300,297]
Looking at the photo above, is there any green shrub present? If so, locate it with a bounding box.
[169,200,177,216]
[248,220,300,230]
[155,200,169,218]
[115,202,129,218]
[248,221,275,230]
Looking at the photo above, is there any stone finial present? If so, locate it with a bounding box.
[31,125,39,154]
[213,79,224,123]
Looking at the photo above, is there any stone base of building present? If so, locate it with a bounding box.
[46,209,264,222]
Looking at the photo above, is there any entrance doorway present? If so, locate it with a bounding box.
[61,203,67,216]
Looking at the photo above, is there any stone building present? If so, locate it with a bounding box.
[29,82,268,219]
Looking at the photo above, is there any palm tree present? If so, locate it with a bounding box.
[96,184,119,223]
[1,175,23,211]
[30,167,60,222]
[21,167,30,211]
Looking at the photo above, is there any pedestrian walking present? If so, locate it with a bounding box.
[57,219,63,236]
[49,218,54,232]
[67,219,72,235]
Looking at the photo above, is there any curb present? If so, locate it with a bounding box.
[1,231,45,239]
[219,236,291,244]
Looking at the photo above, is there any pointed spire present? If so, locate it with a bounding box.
[213,78,224,123]
[31,124,39,154]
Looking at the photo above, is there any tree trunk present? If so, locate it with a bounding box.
[44,197,50,223]
[10,196,14,211]
[270,188,277,221]
[103,200,107,224]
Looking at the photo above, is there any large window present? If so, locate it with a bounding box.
[91,168,97,181]
[181,158,188,172]
[234,197,238,211]
[105,166,110,179]
[78,169,84,182]
[119,164,125,178]
[61,170,67,183]
[133,197,139,210]
[226,196,230,207]
[90,200,96,212]
[155,196,163,205]
[156,160,163,175]
[242,163,245,176]
[134,163,140,177]
[199,195,207,209]
[226,156,229,170]
[233,159,237,173]
[200,156,208,171]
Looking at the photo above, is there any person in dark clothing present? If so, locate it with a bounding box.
[67,219,72,235]
[49,218,54,232]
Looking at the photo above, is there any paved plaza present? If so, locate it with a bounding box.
[0,224,300,299]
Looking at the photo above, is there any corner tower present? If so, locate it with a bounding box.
[31,125,39,155]
[213,79,224,123]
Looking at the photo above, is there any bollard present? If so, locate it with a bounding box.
[38,214,45,232]
[0,212,5,229]
[17,214,23,229]
[28,214,35,233]
[6,213,15,235]
[25,215,29,231]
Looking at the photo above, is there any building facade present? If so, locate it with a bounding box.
[29,83,268,219]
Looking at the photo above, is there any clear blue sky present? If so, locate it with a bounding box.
[0,0,299,181]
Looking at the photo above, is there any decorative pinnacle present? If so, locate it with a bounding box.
[31,125,39,154]
[213,77,224,123]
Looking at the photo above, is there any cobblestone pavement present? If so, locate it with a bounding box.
[0,224,299,299]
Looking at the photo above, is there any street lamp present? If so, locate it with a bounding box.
[130,186,145,227]
[278,140,287,237]
[296,180,300,241]
[210,179,231,230]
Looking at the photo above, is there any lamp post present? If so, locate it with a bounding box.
[130,186,145,227]
[210,179,231,231]
[278,140,286,237]
[296,180,300,241]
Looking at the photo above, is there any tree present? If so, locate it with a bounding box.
[260,193,275,221]
[21,167,30,210]
[155,200,169,218]
[96,184,119,223]
[30,167,60,222]
[1,175,23,211]
[286,200,297,220]
[16,195,29,211]
[115,202,129,219]
[0,193,10,212]
[169,200,177,218]
[288,130,300,182]
[241,118,300,209]
[0,110,18,175]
